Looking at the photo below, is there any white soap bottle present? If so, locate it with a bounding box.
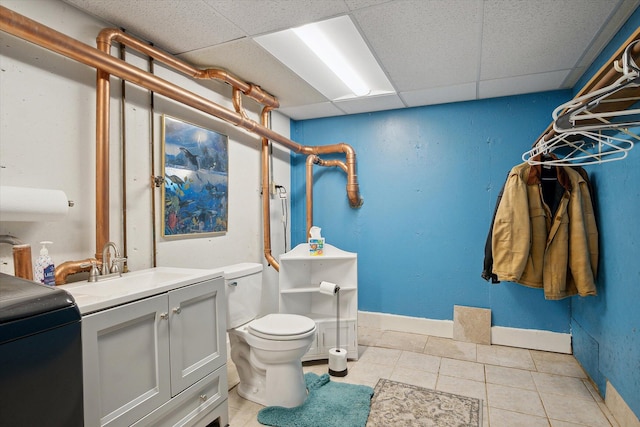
[34,241,56,286]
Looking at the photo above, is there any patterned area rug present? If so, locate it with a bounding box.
[366,378,481,427]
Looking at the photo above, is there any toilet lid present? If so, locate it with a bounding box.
[248,314,316,340]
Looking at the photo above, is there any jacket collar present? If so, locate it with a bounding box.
[526,154,572,191]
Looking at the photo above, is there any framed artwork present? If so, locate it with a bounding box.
[162,115,228,237]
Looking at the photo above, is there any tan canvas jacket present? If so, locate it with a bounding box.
[491,161,598,299]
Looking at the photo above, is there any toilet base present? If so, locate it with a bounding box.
[236,362,308,408]
[229,326,314,408]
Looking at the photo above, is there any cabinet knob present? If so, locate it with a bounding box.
[160,312,168,320]
[200,394,207,401]
[228,281,238,287]
[172,306,181,314]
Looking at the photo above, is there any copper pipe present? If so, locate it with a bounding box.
[95,35,110,260]
[306,156,317,238]
[305,155,350,237]
[54,258,99,285]
[12,244,33,280]
[1,235,32,280]
[0,6,363,277]
[97,28,279,109]
[261,107,280,271]
[233,87,249,120]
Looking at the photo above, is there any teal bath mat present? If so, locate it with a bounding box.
[257,372,374,427]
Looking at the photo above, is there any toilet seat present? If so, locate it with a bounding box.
[248,313,316,340]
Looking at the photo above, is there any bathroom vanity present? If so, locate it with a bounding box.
[279,243,358,361]
[61,267,228,427]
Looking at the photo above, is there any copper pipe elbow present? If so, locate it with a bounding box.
[54,258,99,285]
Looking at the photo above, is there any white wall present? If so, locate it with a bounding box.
[0,0,290,313]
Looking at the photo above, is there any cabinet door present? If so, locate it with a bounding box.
[168,278,227,396]
[319,320,357,356]
[81,294,170,427]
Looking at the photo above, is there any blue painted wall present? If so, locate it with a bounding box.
[291,91,573,333]
[569,9,640,417]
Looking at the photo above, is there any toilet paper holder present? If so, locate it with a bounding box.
[318,281,348,377]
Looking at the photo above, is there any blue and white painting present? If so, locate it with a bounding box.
[162,115,228,236]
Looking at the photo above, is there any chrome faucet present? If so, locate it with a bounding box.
[100,241,126,276]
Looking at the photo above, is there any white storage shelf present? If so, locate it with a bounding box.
[279,243,358,361]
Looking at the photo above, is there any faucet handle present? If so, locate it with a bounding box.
[110,257,127,274]
[88,261,100,282]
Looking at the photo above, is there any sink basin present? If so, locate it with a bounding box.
[66,270,189,297]
[60,266,223,314]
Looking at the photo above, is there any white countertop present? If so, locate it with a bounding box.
[59,266,224,315]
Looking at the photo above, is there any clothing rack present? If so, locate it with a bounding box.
[524,28,640,166]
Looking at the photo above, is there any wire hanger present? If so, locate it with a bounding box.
[523,129,636,166]
[552,42,640,133]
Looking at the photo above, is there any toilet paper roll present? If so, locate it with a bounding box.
[319,281,339,295]
[0,186,69,222]
[328,348,348,376]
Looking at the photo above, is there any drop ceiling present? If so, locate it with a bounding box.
[61,0,639,120]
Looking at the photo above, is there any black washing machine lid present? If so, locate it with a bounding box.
[0,273,80,344]
[0,273,75,322]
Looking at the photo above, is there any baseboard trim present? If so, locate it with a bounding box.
[358,311,572,354]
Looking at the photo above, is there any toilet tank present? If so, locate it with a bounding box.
[223,263,263,329]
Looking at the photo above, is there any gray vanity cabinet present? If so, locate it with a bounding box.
[80,277,228,427]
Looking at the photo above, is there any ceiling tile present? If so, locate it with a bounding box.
[63,0,244,54]
[204,0,349,35]
[401,82,477,107]
[278,102,346,121]
[479,69,571,100]
[353,0,483,92]
[481,0,620,80]
[179,39,328,108]
[334,93,405,115]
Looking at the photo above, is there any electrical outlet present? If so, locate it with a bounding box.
[270,181,277,195]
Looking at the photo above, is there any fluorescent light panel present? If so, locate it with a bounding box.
[255,16,393,101]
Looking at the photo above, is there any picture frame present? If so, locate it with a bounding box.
[162,115,228,237]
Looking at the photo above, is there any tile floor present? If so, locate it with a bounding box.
[227,327,621,427]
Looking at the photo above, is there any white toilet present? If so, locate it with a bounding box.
[223,263,317,408]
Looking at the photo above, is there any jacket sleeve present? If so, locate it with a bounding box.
[567,177,598,296]
[482,172,509,283]
[491,169,531,282]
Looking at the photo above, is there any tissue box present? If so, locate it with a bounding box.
[309,238,325,256]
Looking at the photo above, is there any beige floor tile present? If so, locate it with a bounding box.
[439,357,486,382]
[581,380,621,426]
[358,326,383,347]
[228,387,263,426]
[375,330,428,352]
[390,366,438,389]
[357,345,402,366]
[424,336,477,361]
[477,344,536,370]
[302,360,330,376]
[436,374,487,402]
[540,393,611,427]
[396,350,441,373]
[343,361,394,388]
[531,350,587,378]
[489,407,550,427]
[550,420,598,427]
[532,372,593,400]
[485,364,537,390]
[486,383,546,417]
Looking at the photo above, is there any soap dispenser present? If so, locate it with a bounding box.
[34,241,55,286]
